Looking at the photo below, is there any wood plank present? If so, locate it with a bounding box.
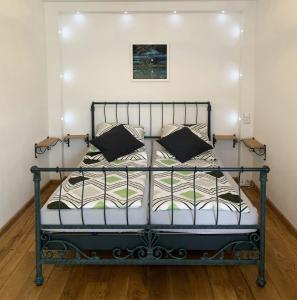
[0,246,33,290]
[206,266,238,300]
[16,265,54,300]
[147,266,171,300]
[60,265,88,299]
[186,266,215,300]
[37,266,70,300]
[226,266,255,300]
[125,266,149,300]
[213,134,237,141]
[64,134,88,140]
[242,138,265,150]
[36,137,60,148]
[103,266,130,300]
[169,266,200,300]
[0,252,36,299]
[240,266,282,300]
[81,265,110,300]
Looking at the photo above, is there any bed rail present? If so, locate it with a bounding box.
[31,165,269,287]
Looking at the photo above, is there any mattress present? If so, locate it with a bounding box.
[41,139,258,234]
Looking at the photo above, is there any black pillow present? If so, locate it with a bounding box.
[90,124,144,162]
[157,127,213,163]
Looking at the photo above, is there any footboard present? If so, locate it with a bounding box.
[31,165,269,287]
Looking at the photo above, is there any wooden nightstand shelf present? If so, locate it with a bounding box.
[213,134,238,148]
[35,137,61,158]
[242,137,266,160]
[64,134,90,147]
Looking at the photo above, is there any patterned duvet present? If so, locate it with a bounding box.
[152,149,249,213]
[47,149,147,209]
[47,142,248,214]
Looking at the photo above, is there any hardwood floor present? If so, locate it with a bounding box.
[0,182,297,300]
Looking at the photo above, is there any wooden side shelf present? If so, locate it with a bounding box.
[242,137,266,160]
[35,137,61,158]
[213,134,238,148]
[64,134,90,147]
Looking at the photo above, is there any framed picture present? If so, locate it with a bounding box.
[132,43,169,81]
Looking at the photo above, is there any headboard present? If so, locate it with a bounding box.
[91,101,211,140]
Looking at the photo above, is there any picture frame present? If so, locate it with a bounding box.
[131,43,169,81]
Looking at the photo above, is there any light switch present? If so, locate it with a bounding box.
[242,112,251,124]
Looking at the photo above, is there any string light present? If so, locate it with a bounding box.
[231,26,241,38]
[217,11,227,23]
[59,27,71,39]
[63,71,73,83]
[73,11,85,23]
[230,69,241,81]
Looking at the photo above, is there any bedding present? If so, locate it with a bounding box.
[150,168,257,234]
[42,140,256,233]
[96,122,145,141]
[90,124,144,162]
[152,141,249,213]
[161,123,210,142]
[47,125,148,210]
[157,127,213,163]
[156,148,216,162]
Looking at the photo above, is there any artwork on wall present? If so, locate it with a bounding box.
[132,43,168,81]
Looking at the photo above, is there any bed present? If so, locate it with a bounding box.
[31,101,269,287]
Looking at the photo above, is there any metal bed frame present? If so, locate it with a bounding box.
[31,101,269,287]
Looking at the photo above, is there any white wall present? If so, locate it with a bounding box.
[45,1,256,177]
[0,0,48,228]
[254,0,297,229]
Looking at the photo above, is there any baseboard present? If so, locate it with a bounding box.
[0,180,52,237]
[251,180,297,239]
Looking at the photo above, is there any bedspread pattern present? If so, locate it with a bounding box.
[152,157,249,213]
[47,151,147,209]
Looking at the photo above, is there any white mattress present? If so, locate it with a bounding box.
[41,139,258,234]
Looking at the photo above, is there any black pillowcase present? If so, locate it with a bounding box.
[90,124,144,162]
[157,127,213,163]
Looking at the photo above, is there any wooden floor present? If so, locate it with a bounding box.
[0,182,297,300]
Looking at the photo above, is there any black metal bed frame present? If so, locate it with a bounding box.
[31,101,269,287]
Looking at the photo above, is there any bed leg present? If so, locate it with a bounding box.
[32,167,44,286]
[256,233,266,287]
[35,263,44,286]
[256,168,268,288]
[257,247,266,288]
[257,272,266,287]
